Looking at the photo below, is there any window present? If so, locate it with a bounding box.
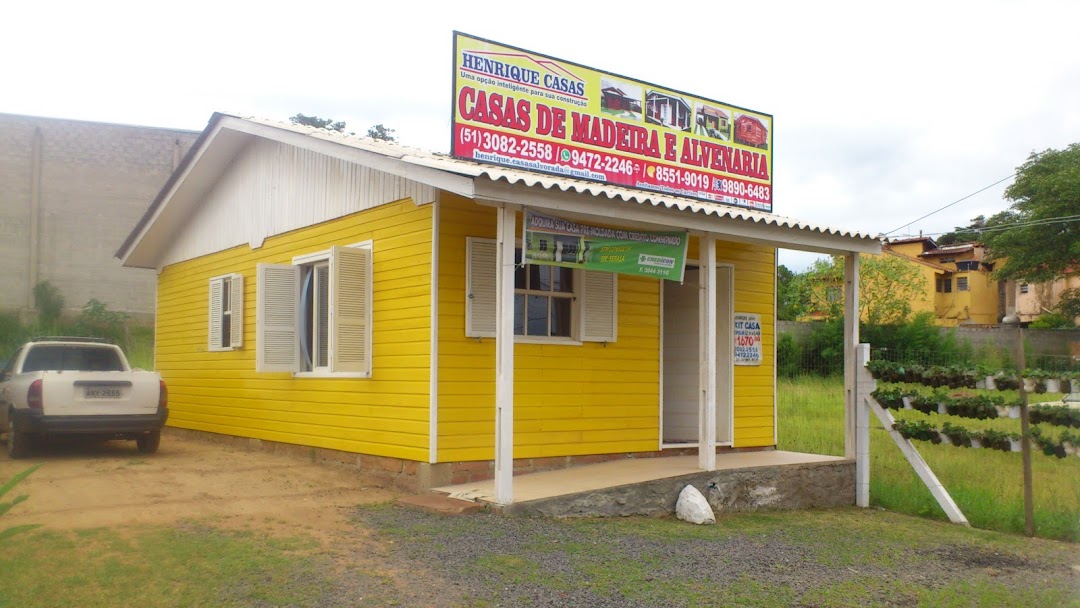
[515,251,574,337]
[1020,284,1029,294]
[956,261,980,271]
[825,287,842,303]
[939,257,956,264]
[936,277,952,293]
[209,273,244,351]
[256,243,372,376]
[466,237,616,343]
[957,277,969,291]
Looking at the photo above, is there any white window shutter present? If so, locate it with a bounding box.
[208,277,223,351]
[582,270,617,342]
[256,263,300,372]
[330,245,371,374]
[229,273,244,348]
[466,237,497,338]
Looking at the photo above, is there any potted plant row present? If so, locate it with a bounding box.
[891,420,1024,453]
[871,388,1023,419]
[1029,404,1080,429]
[1022,369,1080,394]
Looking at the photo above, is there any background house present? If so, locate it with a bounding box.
[0,113,198,319]
[1014,270,1080,325]
[884,237,1001,326]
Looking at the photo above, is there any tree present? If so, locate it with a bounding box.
[777,265,811,321]
[366,124,396,142]
[289,113,346,133]
[937,215,987,246]
[982,143,1080,282]
[802,254,928,325]
[1057,287,1080,322]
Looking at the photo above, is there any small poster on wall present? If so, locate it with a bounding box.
[734,313,762,366]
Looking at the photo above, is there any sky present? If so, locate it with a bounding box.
[4,0,1078,271]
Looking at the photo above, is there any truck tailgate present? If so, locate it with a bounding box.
[41,371,161,416]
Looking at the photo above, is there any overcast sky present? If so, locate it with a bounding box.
[5,0,1077,270]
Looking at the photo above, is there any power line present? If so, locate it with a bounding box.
[882,173,1017,237]
[890,214,1080,238]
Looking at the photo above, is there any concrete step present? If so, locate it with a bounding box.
[398,493,486,515]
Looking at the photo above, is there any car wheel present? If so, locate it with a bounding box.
[6,411,29,459]
[136,431,161,454]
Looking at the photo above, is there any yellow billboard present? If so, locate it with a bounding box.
[451,32,774,212]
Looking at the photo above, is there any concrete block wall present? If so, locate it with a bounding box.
[0,113,198,316]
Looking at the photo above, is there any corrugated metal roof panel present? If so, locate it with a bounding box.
[223,113,879,243]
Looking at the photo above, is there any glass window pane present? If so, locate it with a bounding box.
[221,315,231,348]
[514,294,525,335]
[527,295,548,336]
[551,297,572,337]
[553,267,574,293]
[515,264,526,290]
[316,264,329,368]
[537,265,551,291]
[528,265,542,291]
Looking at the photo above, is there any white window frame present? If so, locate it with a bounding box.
[208,273,243,351]
[255,240,372,378]
[292,241,372,378]
[514,254,579,343]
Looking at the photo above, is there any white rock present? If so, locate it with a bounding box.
[675,484,715,525]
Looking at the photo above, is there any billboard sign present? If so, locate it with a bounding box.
[451,32,774,212]
[524,211,688,282]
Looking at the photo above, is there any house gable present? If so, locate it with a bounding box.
[158,137,438,268]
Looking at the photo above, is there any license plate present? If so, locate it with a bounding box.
[84,387,122,399]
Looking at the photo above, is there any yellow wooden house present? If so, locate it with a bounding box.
[884,237,1001,325]
[117,113,879,506]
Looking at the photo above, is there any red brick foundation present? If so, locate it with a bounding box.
[163,426,770,492]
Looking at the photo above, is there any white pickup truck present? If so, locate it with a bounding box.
[0,338,168,458]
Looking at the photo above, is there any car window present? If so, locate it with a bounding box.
[21,346,124,372]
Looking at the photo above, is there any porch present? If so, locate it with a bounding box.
[434,450,852,517]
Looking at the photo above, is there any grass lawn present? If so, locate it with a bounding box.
[2,507,1076,608]
[779,375,1080,541]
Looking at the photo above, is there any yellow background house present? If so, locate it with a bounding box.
[117,114,879,505]
[878,237,1001,325]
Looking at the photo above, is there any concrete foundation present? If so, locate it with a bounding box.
[502,460,855,517]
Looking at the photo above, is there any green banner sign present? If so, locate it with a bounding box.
[523,211,688,281]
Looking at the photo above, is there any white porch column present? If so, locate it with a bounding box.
[699,235,718,471]
[494,204,517,505]
[843,253,860,461]
[855,343,872,507]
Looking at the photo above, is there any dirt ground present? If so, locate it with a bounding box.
[0,431,397,539]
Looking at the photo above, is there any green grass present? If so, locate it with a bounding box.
[778,375,1080,541]
[0,525,351,608]
[361,506,1079,608]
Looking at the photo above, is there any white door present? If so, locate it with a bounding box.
[662,269,699,444]
[662,267,734,446]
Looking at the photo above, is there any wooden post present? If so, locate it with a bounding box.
[855,344,873,508]
[843,253,860,459]
[1016,327,1035,536]
[699,235,717,471]
[493,204,517,505]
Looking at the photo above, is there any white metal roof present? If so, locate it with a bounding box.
[117,113,881,267]
[232,114,876,239]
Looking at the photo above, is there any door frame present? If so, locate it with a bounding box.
[658,262,735,449]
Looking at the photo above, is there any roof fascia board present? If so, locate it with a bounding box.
[219,117,476,199]
[117,118,228,266]
[473,179,881,255]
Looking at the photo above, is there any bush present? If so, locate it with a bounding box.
[32,281,64,326]
[1029,312,1075,329]
[777,332,801,378]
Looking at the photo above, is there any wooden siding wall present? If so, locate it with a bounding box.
[693,238,777,447]
[159,139,437,268]
[156,200,433,461]
[436,194,661,462]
